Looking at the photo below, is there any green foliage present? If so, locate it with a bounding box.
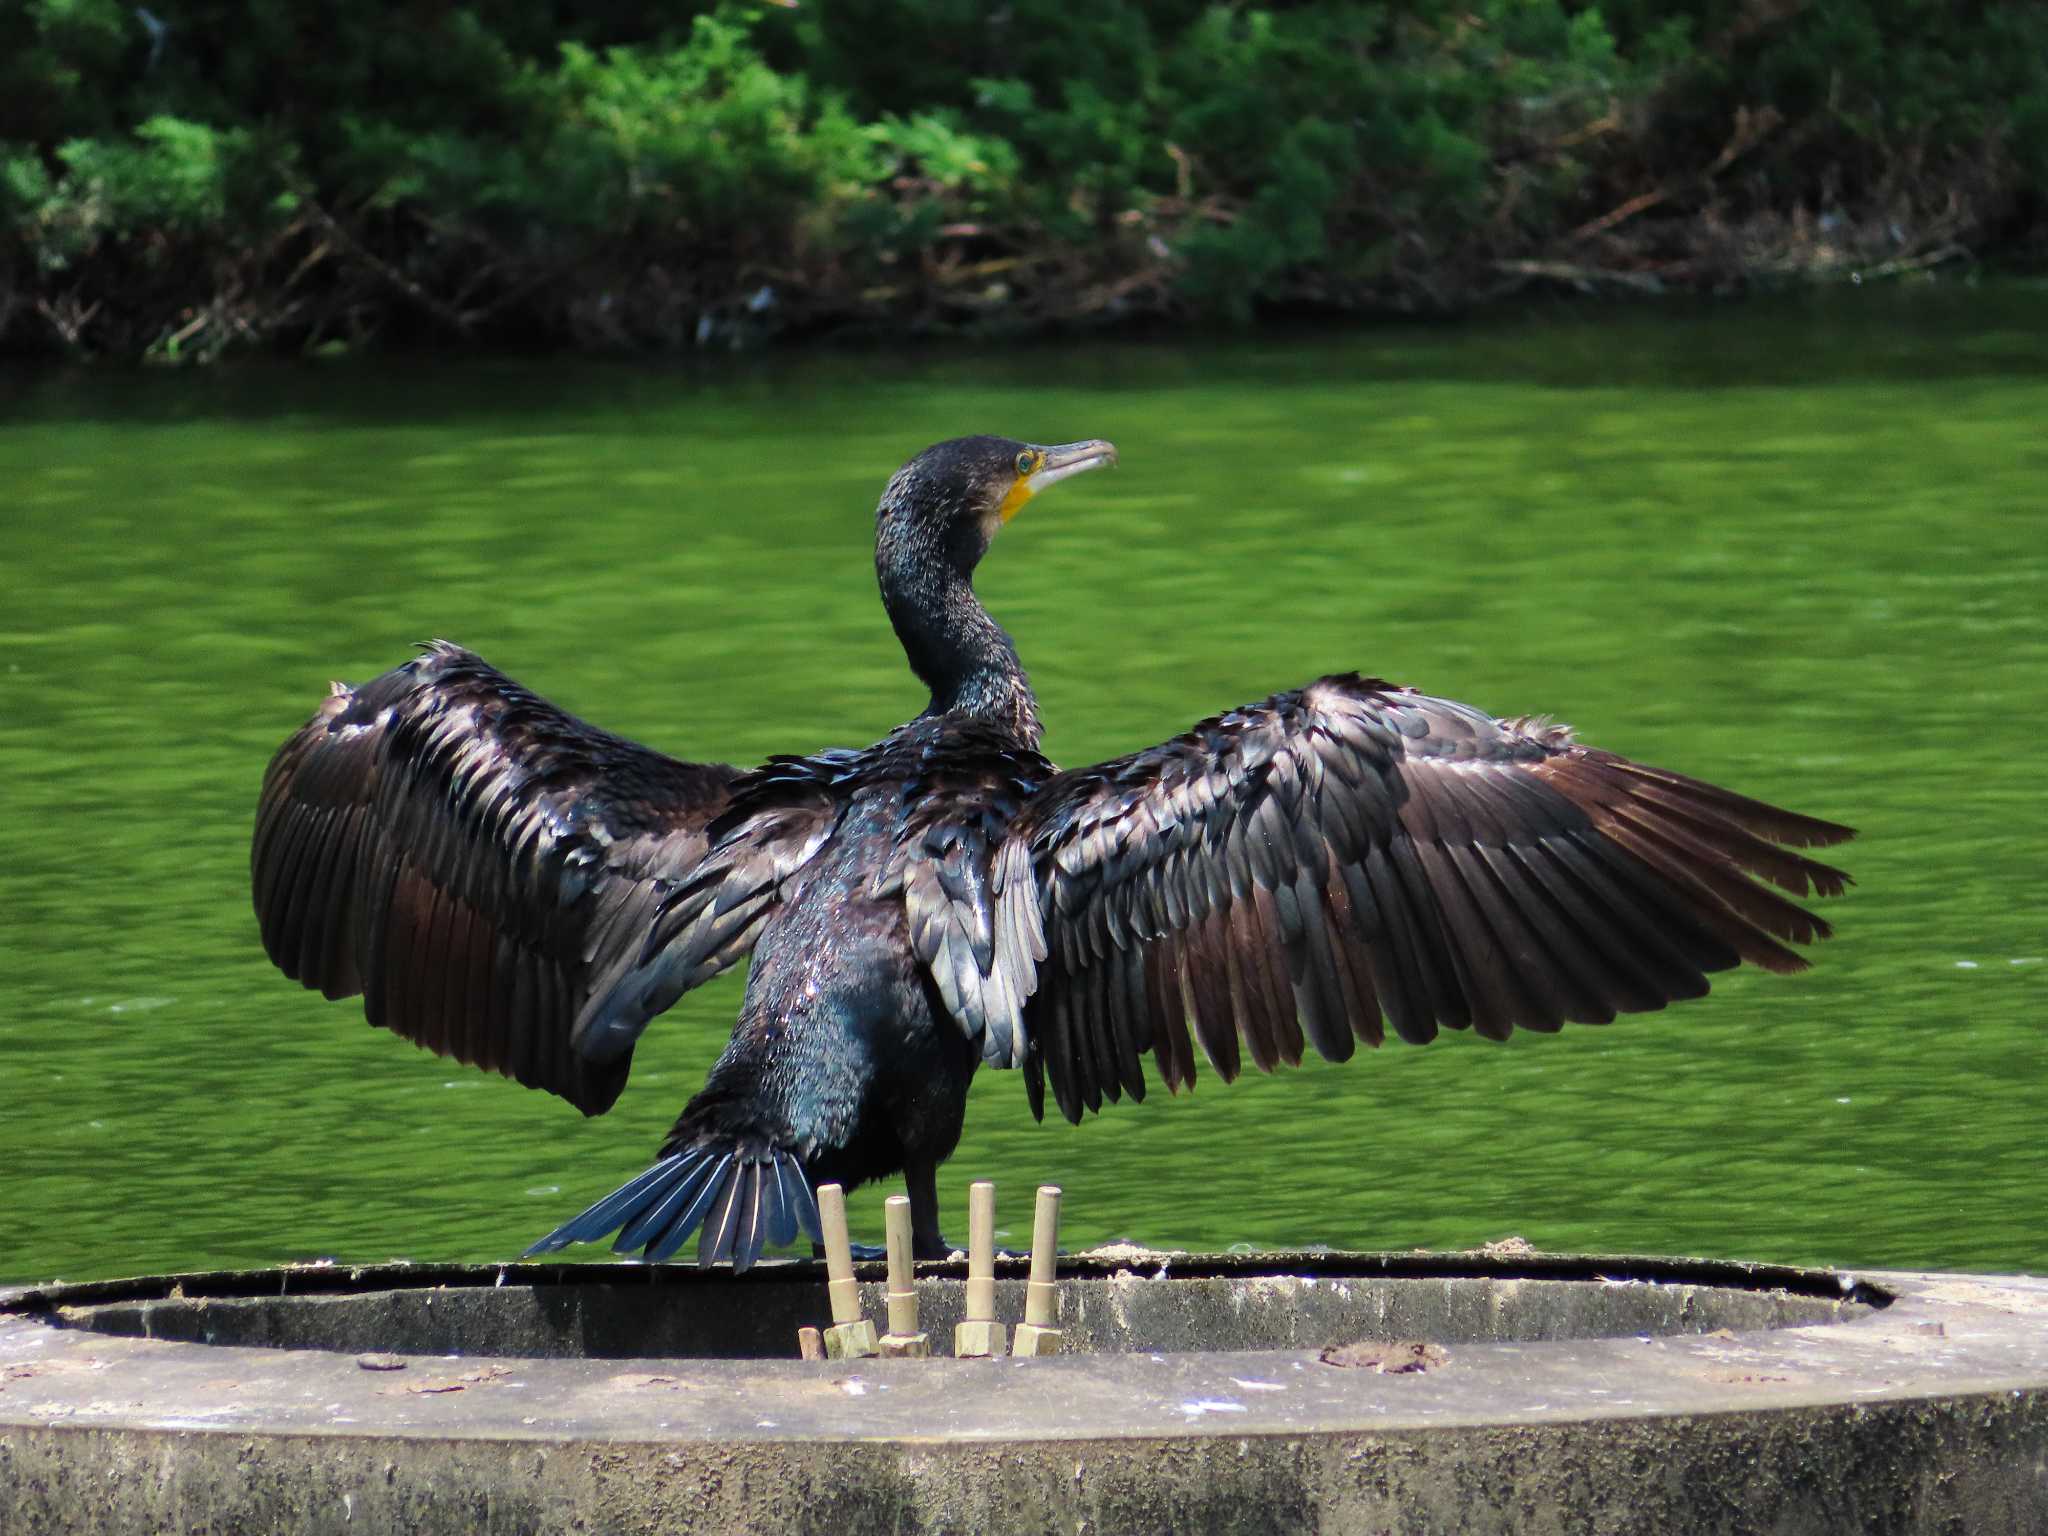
[543,22,843,228]
[1,148,55,219]
[58,116,253,229]
[2,0,2044,355]
[8,115,279,271]
[846,112,1019,254]
[337,14,861,237]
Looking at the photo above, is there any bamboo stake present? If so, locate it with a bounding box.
[1012,1185,1063,1356]
[817,1183,877,1360]
[953,1181,1007,1358]
[877,1194,931,1357]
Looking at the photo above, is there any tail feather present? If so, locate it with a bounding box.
[526,1157,688,1251]
[773,1156,818,1249]
[524,1142,820,1272]
[749,1163,784,1262]
[617,1153,726,1256]
[697,1162,746,1269]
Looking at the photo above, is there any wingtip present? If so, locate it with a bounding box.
[1792,815,1858,850]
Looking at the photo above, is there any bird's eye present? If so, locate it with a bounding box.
[1015,450,1038,476]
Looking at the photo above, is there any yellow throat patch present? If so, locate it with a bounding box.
[998,474,1036,524]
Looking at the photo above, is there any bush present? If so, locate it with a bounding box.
[2,0,2043,357]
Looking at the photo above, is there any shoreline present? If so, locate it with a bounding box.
[4,210,2034,368]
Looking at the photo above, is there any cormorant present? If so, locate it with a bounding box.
[252,435,1852,1267]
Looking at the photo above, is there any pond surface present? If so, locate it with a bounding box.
[3,289,2043,1285]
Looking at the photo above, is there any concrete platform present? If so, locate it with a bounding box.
[3,1250,2045,1534]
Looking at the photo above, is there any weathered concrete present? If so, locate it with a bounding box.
[2,1252,2045,1534]
[22,1250,1873,1359]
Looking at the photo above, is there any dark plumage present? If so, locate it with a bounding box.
[252,434,1853,1268]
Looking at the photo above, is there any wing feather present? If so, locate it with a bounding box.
[1321,864,1383,1048]
[988,676,1851,1123]
[250,642,798,1114]
[1187,911,1242,1082]
[1146,940,1194,1094]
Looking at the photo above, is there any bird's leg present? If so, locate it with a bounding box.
[906,1158,952,1260]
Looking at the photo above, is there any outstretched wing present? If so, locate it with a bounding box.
[252,641,776,1115]
[981,674,1852,1124]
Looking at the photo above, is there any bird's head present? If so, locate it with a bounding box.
[876,435,1118,577]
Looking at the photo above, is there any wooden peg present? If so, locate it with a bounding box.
[954,1180,1007,1359]
[1012,1184,1063,1356]
[878,1194,931,1357]
[817,1183,877,1360]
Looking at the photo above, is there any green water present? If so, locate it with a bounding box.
[4,292,2044,1285]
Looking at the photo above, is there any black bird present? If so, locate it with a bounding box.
[252,435,1852,1268]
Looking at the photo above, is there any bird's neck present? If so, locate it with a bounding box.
[881,560,1042,746]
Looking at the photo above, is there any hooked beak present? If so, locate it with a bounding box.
[999,439,1118,524]
[1032,439,1119,491]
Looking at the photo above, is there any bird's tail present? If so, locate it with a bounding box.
[524,1140,821,1272]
